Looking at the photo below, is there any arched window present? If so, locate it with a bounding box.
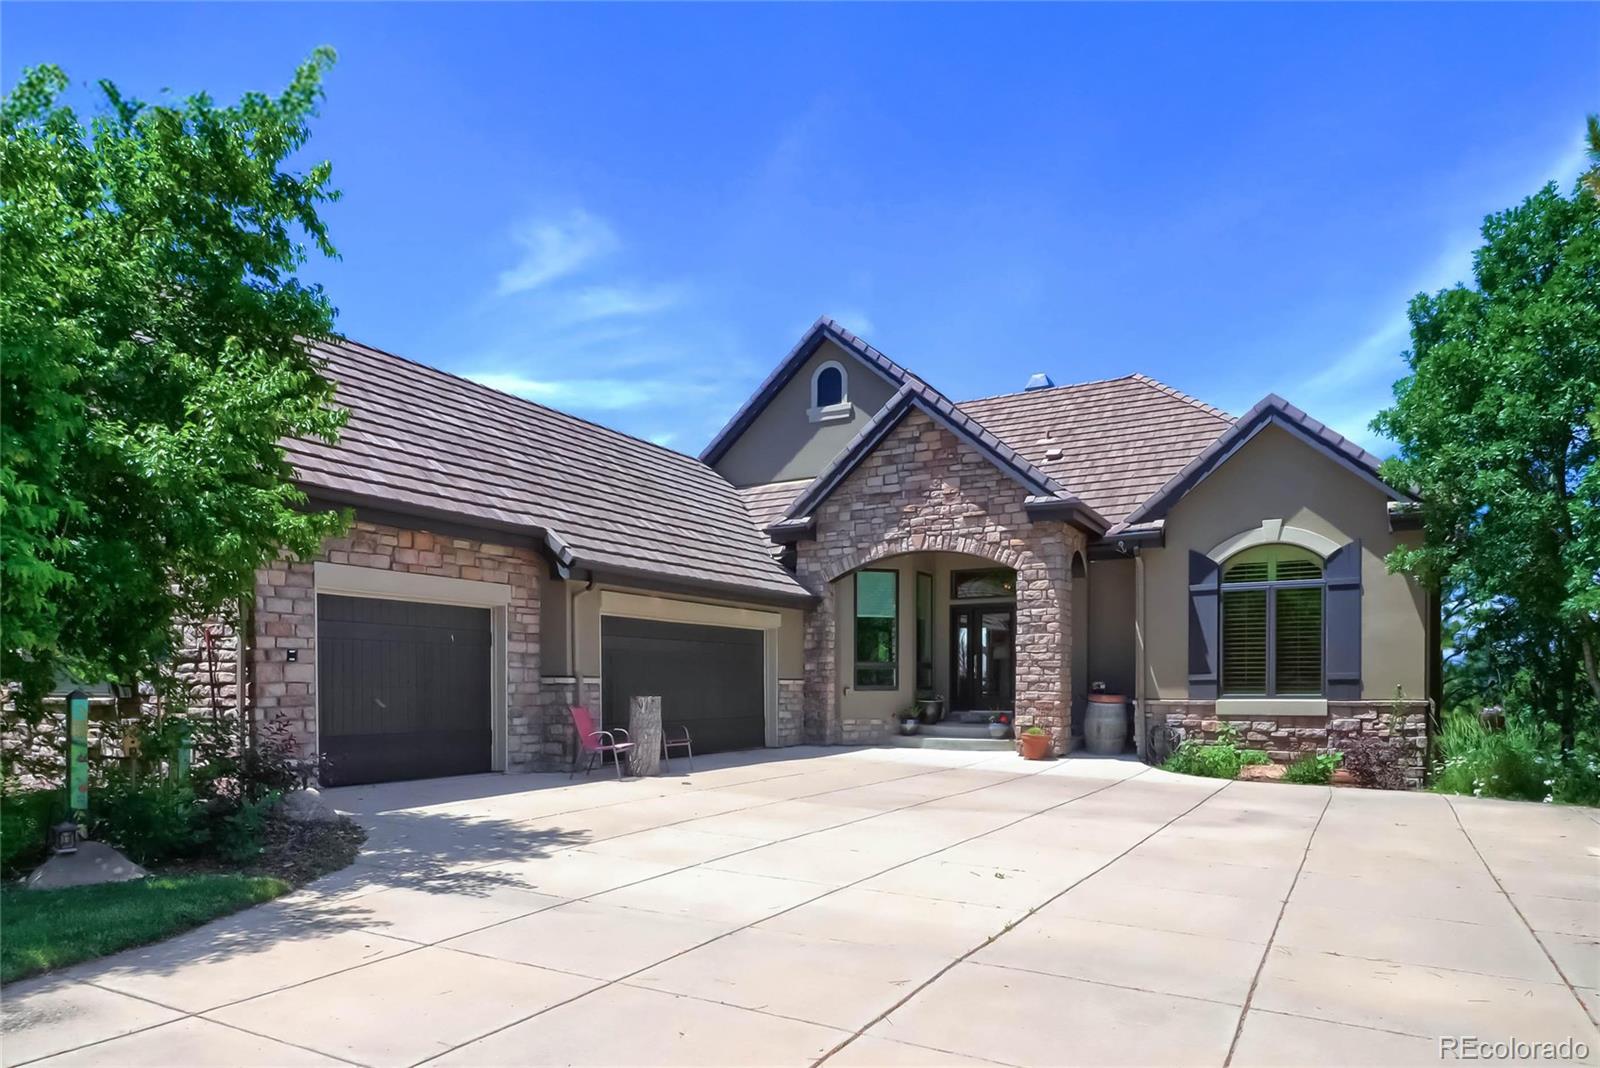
[1220,544,1324,697]
[809,361,849,420]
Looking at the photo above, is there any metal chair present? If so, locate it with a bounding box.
[568,705,633,780]
[661,723,693,772]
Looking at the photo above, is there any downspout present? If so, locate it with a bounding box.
[1133,548,1147,759]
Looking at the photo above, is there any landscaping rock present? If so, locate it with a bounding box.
[24,841,146,890]
[275,787,340,824]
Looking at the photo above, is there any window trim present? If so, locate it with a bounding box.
[853,569,899,690]
[808,360,851,423]
[950,568,1016,601]
[1219,547,1326,699]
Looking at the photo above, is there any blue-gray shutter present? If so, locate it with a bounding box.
[1324,540,1362,699]
[1188,551,1220,699]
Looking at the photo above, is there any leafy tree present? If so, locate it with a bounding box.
[1374,154,1599,749]
[1,51,349,713]
[1585,113,1600,199]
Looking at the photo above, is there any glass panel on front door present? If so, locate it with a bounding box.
[951,606,1015,711]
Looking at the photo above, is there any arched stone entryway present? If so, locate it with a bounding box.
[792,409,1086,752]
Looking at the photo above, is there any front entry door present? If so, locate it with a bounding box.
[950,606,1016,711]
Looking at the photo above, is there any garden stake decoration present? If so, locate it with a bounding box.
[52,689,91,854]
[67,689,89,816]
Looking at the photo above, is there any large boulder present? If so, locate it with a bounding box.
[24,841,146,890]
[275,786,340,824]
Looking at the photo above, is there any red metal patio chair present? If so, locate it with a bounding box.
[568,705,633,780]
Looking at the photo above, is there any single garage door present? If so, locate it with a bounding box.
[317,594,492,786]
[601,617,765,755]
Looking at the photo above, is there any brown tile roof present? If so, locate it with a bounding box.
[737,479,812,532]
[956,374,1237,526]
[775,382,1109,536]
[287,339,813,604]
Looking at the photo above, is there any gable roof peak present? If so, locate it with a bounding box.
[1114,389,1412,532]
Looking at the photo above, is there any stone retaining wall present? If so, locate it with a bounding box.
[1147,699,1429,788]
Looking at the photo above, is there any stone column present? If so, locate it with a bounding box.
[1013,527,1076,755]
[798,549,839,746]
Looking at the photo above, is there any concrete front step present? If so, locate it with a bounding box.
[887,735,1016,751]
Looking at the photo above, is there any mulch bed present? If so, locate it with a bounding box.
[160,814,366,887]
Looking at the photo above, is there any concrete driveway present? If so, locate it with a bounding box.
[4,747,1598,1067]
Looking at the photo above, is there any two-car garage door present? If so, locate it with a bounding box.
[600,617,766,755]
[316,595,768,786]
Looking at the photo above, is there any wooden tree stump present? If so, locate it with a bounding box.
[628,695,662,777]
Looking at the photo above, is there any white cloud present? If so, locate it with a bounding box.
[827,309,876,337]
[495,209,618,295]
[564,283,684,323]
[467,371,716,412]
[647,431,678,448]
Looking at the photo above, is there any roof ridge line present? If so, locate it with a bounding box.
[956,372,1143,405]
[1128,373,1236,423]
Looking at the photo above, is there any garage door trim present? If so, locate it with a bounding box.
[598,590,779,747]
[314,562,510,773]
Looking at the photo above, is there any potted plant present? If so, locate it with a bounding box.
[1019,725,1052,760]
[987,714,1011,740]
[898,706,920,736]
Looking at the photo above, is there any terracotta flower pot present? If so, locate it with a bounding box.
[1019,731,1053,760]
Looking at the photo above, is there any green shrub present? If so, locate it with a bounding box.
[207,791,281,864]
[1432,710,1600,805]
[1,788,65,876]
[1163,740,1245,780]
[1239,749,1271,767]
[89,775,206,865]
[1283,752,1342,785]
[1432,710,1548,801]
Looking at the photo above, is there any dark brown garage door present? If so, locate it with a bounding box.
[317,595,492,786]
[601,617,765,755]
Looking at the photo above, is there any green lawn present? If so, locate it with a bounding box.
[1,874,289,984]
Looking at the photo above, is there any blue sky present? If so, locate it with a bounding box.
[6,4,1595,456]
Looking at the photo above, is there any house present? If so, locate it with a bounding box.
[206,319,1436,787]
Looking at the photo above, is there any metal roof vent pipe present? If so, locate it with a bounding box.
[1024,372,1055,391]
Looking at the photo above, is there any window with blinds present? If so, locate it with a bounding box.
[1221,589,1268,694]
[1220,545,1324,698]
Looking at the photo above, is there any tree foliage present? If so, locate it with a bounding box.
[1374,148,1600,747]
[1,51,349,708]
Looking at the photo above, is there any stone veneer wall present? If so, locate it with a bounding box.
[777,679,805,746]
[1147,699,1429,787]
[795,410,1084,753]
[252,520,549,775]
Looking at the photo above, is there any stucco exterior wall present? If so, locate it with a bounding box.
[713,340,900,487]
[1087,557,1137,700]
[795,409,1083,751]
[1141,424,1427,704]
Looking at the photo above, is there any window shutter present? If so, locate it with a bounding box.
[1188,551,1220,699]
[1324,540,1362,699]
